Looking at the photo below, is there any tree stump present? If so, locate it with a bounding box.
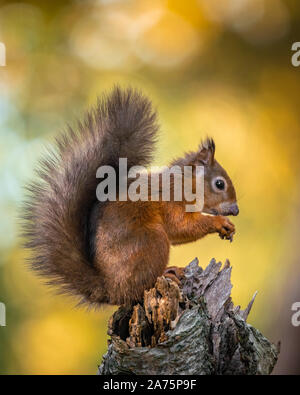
[98,258,279,375]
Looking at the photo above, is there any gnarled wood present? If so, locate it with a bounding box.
[99,258,279,375]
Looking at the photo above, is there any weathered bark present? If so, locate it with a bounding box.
[98,258,279,375]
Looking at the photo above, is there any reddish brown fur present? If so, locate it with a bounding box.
[93,163,237,305]
[22,87,238,307]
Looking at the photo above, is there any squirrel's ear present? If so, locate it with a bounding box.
[197,138,215,166]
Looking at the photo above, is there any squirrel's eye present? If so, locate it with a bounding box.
[215,179,225,190]
[212,177,227,192]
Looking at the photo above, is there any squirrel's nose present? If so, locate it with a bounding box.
[229,203,239,216]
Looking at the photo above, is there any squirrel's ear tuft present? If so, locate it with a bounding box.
[197,137,215,166]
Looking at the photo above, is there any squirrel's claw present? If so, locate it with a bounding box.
[215,216,235,242]
[219,233,234,242]
[163,266,185,286]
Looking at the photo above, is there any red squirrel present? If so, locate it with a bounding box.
[23,87,239,307]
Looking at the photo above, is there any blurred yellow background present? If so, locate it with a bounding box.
[0,0,300,374]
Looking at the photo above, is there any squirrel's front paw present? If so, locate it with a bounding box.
[214,216,235,242]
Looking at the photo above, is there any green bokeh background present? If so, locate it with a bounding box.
[0,0,300,374]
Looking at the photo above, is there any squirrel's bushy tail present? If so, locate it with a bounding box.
[22,86,158,306]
